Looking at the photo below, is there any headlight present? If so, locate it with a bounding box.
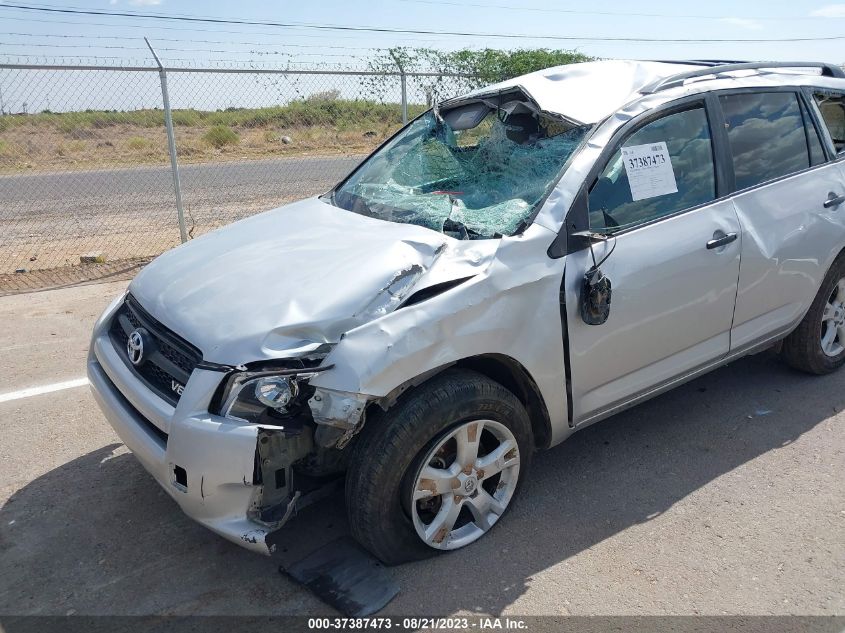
[254,376,296,409]
[220,371,317,424]
[357,264,424,320]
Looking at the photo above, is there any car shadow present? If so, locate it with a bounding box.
[1,351,842,615]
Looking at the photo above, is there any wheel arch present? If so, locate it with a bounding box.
[374,353,553,450]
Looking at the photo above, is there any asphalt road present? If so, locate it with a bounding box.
[0,155,363,271]
[0,155,363,209]
[0,281,843,619]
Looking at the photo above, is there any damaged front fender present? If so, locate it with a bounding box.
[309,388,371,436]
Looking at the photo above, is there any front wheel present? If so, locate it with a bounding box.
[344,369,533,565]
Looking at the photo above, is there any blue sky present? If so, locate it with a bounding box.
[1,0,844,67]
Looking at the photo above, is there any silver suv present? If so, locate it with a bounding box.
[89,60,845,564]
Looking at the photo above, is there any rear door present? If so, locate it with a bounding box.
[563,99,742,424]
[720,89,845,351]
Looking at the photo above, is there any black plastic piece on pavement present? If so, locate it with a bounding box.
[281,537,400,617]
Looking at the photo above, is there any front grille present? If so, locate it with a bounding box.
[109,295,202,406]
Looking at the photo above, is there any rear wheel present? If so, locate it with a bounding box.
[344,369,533,565]
[782,257,845,374]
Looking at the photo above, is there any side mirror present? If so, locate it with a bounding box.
[580,267,612,326]
[571,230,616,327]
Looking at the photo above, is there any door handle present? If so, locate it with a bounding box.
[823,192,845,209]
[706,232,738,250]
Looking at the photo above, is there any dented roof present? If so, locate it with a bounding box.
[448,59,845,126]
[452,60,703,125]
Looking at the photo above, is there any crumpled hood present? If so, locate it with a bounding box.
[129,197,497,364]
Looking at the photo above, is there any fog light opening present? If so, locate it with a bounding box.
[173,465,188,490]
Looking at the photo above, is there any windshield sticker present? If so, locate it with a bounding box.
[621,142,678,201]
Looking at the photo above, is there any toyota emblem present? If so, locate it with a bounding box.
[126,329,146,366]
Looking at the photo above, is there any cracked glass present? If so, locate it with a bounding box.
[330,105,589,239]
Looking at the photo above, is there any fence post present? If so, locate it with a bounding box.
[145,38,188,244]
[400,71,408,124]
[389,50,408,124]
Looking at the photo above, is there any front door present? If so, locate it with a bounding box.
[562,101,742,424]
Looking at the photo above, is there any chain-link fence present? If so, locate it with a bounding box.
[0,61,479,287]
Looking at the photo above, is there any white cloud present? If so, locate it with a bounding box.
[129,0,163,5]
[810,4,845,17]
[720,17,764,30]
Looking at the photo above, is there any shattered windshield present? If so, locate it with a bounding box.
[330,98,589,239]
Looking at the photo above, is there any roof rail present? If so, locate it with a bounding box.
[648,59,748,67]
[640,61,845,94]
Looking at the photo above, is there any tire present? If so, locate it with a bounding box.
[782,255,845,375]
[344,368,533,566]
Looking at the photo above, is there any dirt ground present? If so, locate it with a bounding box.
[0,281,843,620]
[0,122,388,173]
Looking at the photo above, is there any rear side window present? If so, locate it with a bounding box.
[588,106,716,232]
[813,91,845,154]
[719,92,812,190]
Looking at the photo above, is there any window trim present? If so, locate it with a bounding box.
[797,91,828,166]
[566,95,725,243]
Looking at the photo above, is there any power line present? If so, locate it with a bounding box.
[1,31,389,52]
[0,41,371,58]
[17,0,834,24]
[0,14,462,45]
[2,3,844,43]
[396,0,829,21]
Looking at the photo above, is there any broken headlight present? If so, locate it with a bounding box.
[219,368,326,425]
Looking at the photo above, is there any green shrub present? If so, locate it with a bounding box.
[126,136,150,150]
[170,109,202,127]
[202,125,239,148]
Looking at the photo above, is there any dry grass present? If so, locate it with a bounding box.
[0,121,398,172]
[0,100,421,173]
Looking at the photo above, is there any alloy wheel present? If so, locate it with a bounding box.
[410,419,520,550]
[821,277,845,358]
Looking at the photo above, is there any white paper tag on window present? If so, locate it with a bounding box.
[621,142,678,201]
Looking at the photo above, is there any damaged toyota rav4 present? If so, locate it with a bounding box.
[89,60,845,564]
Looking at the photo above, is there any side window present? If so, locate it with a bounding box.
[719,92,811,190]
[813,91,845,154]
[588,106,715,232]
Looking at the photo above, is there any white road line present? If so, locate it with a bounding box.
[0,338,76,352]
[0,377,89,404]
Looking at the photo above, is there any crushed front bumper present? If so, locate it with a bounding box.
[88,319,275,555]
